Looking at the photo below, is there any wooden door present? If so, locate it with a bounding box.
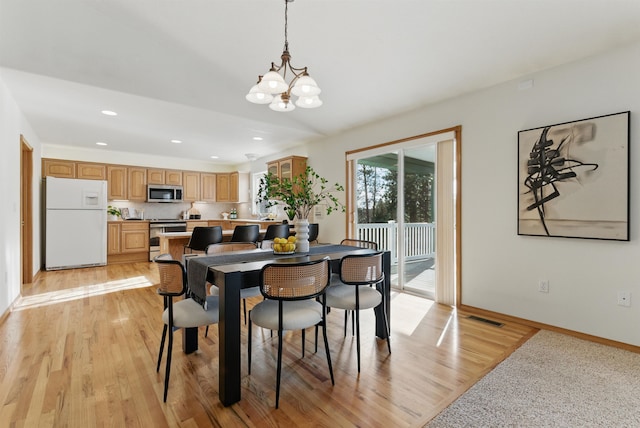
[165,170,183,185]
[43,159,76,178]
[107,166,127,200]
[107,223,121,254]
[216,173,230,202]
[77,162,106,180]
[128,167,147,201]
[147,168,165,185]
[201,173,217,202]
[183,171,201,201]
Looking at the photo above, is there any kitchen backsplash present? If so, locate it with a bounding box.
[108,201,257,220]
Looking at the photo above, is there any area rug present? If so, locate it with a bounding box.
[426,330,640,427]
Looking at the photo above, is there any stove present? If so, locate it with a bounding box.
[149,219,188,260]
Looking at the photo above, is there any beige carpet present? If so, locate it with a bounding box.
[426,330,640,427]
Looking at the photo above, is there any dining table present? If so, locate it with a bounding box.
[183,244,391,406]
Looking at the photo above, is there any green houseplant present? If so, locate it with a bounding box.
[107,205,121,221]
[258,166,345,251]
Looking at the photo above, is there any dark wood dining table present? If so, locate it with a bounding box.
[183,244,391,406]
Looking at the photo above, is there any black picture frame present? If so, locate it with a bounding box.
[517,111,630,241]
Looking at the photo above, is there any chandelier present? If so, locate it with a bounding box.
[245,0,322,112]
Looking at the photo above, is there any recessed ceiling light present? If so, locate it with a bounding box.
[253,136,264,141]
[101,110,117,116]
[210,155,219,159]
[170,139,182,144]
[96,142,107,146]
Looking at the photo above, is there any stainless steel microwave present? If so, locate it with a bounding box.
[147,185,183,202]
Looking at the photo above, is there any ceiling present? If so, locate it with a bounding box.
[1,0,639,166]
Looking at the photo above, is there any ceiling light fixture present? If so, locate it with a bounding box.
[96,142,107,146]
[246,0,322,112]
[101,110,117,116]
[253,136,264,141]
[245,153,259,162]
[170,139,182,144]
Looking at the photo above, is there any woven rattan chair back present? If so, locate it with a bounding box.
[206,242,257,254]
[339,252,384,285]
[260,258,330,300]
[155,254,187,296]
[340,238,378,250]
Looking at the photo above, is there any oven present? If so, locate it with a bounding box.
[149,220,187,261]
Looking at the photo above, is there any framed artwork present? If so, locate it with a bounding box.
[517,111,630,241]
[120,207,130,219]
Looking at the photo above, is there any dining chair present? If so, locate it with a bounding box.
[184,226,223,253]
[308,223,319,244]
[248,257,334,409]
[324,252,390,373]
[204,242,260,332]
[153,254,219,402]
[337,238,379,334]
[230,224,260,243]
[260,223,290,248]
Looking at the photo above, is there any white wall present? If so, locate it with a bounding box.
[0,73,42,316]
[287,41,640,346]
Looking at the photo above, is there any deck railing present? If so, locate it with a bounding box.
[356,222,434,264]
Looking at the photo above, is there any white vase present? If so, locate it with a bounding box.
[295,219,310,253]
[108,214,118,221]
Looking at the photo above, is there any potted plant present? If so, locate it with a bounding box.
[258,166,345,252]
[107,205,121,221]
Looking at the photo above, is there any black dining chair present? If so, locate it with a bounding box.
[230,224,260,243]
[308,223,319,244]
[260,224,290,248]
[184,226,223,253]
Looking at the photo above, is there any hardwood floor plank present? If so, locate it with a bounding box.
[2,262,537,427]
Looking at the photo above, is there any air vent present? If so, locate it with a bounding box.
[467,315,504,327]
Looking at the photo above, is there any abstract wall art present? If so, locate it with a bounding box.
[518,111,630,241]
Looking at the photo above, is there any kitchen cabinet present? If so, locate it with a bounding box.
[201,173,217,202]
[77,162,106,180]
[42,159,76,178]
[147,168,183,186]
[266,156,307,181]
[216,172,249,202]
[128,167,147,201]
[183,171,201,202]
[186,220,208,231]
[107,221,149,264]
[107,166,128,200]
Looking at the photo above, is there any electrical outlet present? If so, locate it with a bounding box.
[617,291,631,307]
[538,280,549,293]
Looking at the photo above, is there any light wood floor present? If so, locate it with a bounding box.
[2,262,537,427]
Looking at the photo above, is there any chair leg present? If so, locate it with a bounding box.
[343,310,348,337]
[205,325,209,337]
[301,328,305,357]
[275,329,283,409]
[314,325,319,353]
[352,311,355,336]
[355,309,361,373]
[157,324,167,372]
[248,311,252,375]
[321,320,335,385]
[163,328,173,402]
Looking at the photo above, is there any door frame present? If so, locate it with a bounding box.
[345,125,462,305]
[21,135,34,287]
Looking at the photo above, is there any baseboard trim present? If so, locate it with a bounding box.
[459,304,640,354]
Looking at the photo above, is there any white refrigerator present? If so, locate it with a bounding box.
[45,177,108,270]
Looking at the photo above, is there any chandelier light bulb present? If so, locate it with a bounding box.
[295,95,323,109]
[291,75,321,97]
[246,84,273,104]
[270,94,296,112]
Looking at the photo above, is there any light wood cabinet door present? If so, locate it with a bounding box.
[107,166,128,200]
[43,159,76,178]
[186,220,208,232]
[165,170,183,186]
[216,173,231,202]
[229,172,239,202]
[128,167,147,201]
[183,171,201,202]
[121,223,149,253]
[147,169,165,185]
[267,161,279,176]
[201,173,217,202]
[107,223,121,255]
[266,156,307,181]
[77,162,106,180]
